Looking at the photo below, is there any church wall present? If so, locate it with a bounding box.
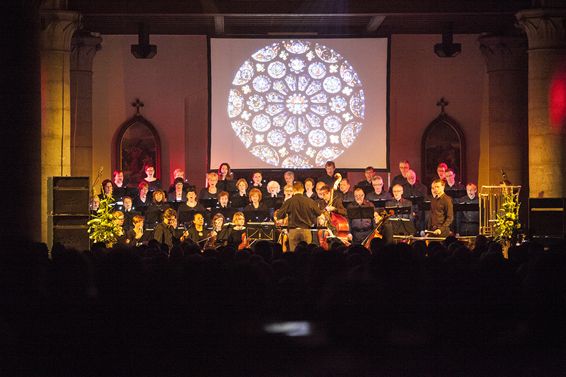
[92,34,485,189]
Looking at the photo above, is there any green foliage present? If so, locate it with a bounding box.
[87,197,123,245]
[493,188,521,244]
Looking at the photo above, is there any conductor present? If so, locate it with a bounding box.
[276,181,324,251]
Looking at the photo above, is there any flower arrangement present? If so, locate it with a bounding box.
[493,187,521,245]
[87,197,123,245]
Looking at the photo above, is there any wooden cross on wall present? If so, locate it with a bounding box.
[132,98,144,115]
[436,97,449,114]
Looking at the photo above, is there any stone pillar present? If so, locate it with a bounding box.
[0,2,42,242]
[478,35,528,187]
[39,7,80,242]
[70,31,102,178]
[517,8,566,198]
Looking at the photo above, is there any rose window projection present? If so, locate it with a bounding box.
[227,40,365,168]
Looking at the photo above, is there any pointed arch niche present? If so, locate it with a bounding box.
[114,114,161,187]
[421,100,465,187]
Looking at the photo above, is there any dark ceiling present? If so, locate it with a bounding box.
[68,0,533,36]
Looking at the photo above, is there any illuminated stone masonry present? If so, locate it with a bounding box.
[228,40,365,168]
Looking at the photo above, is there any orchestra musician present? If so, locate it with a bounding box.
[112,210,127,245]
[153,208,182,249]
[428,179,454,237]
[185,212,212,246]
[318,184,347,217]
[210,213,230,247]
[276,182,324,252]
[125,214,151,246]
[224,211,248,249]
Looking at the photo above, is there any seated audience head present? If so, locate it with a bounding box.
[392,184,404,200]
[437,162,448,180]
[236,178,248,193]
[399,160,410,177]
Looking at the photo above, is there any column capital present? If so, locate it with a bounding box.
[71,31,102,71]
[516,8,566,50]
[40,9,80,51]
[478,34,528,73]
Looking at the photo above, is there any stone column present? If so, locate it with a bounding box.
[70,31,102,178]
[517,8,566,198]
[0,2,42,242]
[39,7,80,242]
[478,35,528,187]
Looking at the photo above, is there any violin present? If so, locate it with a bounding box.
[238,231,250,250]
[274,209,289,252]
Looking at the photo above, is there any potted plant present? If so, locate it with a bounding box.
[87,197,123,247]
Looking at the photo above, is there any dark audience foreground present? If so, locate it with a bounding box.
[1,237,566,376]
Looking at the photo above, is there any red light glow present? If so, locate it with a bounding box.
[549,68,566,131]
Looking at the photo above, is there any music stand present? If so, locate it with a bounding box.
[264,196,284,210]
[346,206,375,221]
[244,209,272,223]
[245,209,275,242]
[178,208,199,228]
[199,198,218,209]
[389,218,416,236]
[369,199,388,208]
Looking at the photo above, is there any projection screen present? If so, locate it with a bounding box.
[210,38,389,170]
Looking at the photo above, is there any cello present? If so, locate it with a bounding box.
[362,209,394,250]
[318,173,350,249]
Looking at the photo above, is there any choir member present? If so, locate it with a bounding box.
[250,171,267,196]
[178,187,206,227]
[185,212,212,246]
[266,180,282,198]
[90,196,100,215]
[142,163,161,193]
[134,181,150,212]
[112,210,127,245]
[112,170,127,200]
[436,162,448,181]
[366,176,392,202]
[199,171,219,200]
[283,171,295,187]
[356,166,375,195]
[444,169,466,199]
[98,179,113,201]
[391,160,410,189]
[386,184,413,221]
[168,168,191,193]
[245,188,267,210]
[167,177,186,203]
[347,187,376,245]
[224,211,247,249]
[303,178,317,200]
[230,178,249,209]
[217,162,236,193]
[403,169,427,199]
[338,177,354,205]
[283,184,294,201]
[456,183,479,236]
[144,189,171,229]
[319,160,337,187]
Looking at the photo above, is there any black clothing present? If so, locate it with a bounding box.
[133,196,150,213]
[186,226,211,246]
[217,179,236,194]
[402,182,427,199]
[144,179,161,193]
[122,208,138,231]
[318,196,347,217]
[338,191,355,206]
[153,222,176,249]
[428,193,453,237]
[125,228,151,246]
[355,180,373,195]
[277,193,323,229]
[391,174,408,189]
[225,227,246,248]
[249,184,268,198]
[230,192,249,209]
[303,191,317,200]
[177,202,207,226]
[347,200,375,245]
[385,198,413,220]
[366,190,393,206]
[144,202,171,229]
[167,191,186,203]
[112,185,127,200]
[199,188,219,202]
[456,195,479,236]
[319,174,336,187]
[445,182,466,199]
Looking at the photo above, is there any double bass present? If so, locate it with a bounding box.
[318,173,350,249]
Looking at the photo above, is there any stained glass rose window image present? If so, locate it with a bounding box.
[228,40,365,168]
